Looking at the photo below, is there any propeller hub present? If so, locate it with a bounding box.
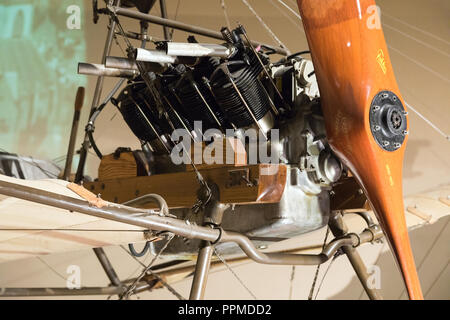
[369,91,407,151]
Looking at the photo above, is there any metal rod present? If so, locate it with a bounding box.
[129,96,171,154]
[190,80,223,130]
[107,5,288,56]
[0,282,154,297]
[159,0,170,40]
[189,184,225,300]
[75,2,120,183]
[78,63,137,78]
[189,242,213,300]
[329,211,383,300]
[63,87,85,181]
[0,286,123,297]
[93,247,122,287]
[0,181,382,267]
[344,246,383,300]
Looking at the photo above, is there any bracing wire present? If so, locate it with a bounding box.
[288,265,296,300]
[120,244,186,300]
[120,234,175,299]
[272,4,450,142]
[269,0,304,32]
[383,23,450,59]
[308,226,330,300]
[405,101,450,141]
[382,12,450,46]
[214,248,258,300]
[277,0,302,21]
[220,0,231,29]
[240,0,290,54]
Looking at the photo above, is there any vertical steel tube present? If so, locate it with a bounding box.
[342,246,383,300]
[328,211,383,300]
[93,247,122,287]
[63,87,85,181]
[159,0,170,40]
[189,184,227,300]
[75,0,120,183]
[189,241,214,300]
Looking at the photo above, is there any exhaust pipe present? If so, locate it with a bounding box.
[78,63,138,78]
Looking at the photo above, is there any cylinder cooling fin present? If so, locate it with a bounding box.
[117,82,168,143]
[156,66,195,133]
[175,57,229,131]
[113,26,286,153]
[210,50,273,129]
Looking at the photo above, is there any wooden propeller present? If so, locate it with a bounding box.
[296,0,423,299]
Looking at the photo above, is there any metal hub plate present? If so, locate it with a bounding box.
[369,90,407,152]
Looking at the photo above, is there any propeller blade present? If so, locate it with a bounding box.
[296,0,423,299]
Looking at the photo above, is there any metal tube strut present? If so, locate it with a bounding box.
[0,181,382,268]
[107,6,288,56]
[328,211,383,300]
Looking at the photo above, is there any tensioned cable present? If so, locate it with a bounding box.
[240,0,290,54]
[214,248,258,300]
[424,259,450,298]
[313,252,340,300]
[121,234,174,299]
[36,256,69,283]
[288,265,296,300]
[269,0,304,33]
[269,6,450,141]
[120,244,186,300]
[275,3,450,85]
[169,0,181,40]
[308,226,329,300]
[404,101,449,141]
[220,0,231,29]
[277,0,302,21]
[383,23,450,58]
[382,12,450,46]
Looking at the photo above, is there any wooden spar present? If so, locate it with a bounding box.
[296,0,423,299]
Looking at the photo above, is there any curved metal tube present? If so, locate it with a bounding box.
[123,193,169,216]
[78,63,138,78]
[0,181,382,267]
